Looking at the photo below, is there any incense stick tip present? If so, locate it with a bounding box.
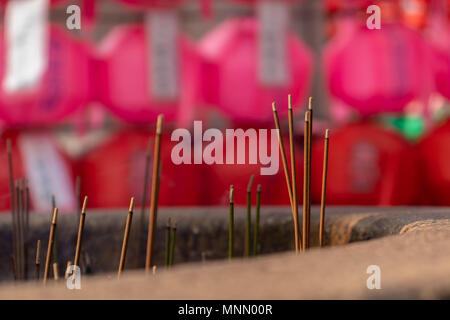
[129,197,135,212]
[52,208,58,224]
[308,97,312,110]
[247,175,255,193]
[325,129,330,138]
[272,102,277,112]
[81,196,88,214]
[156,114,164,135]
[257,184,261,192]
[229,185,234,203]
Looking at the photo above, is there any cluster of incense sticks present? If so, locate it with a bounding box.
[7,139,30,280]
[228,176,262,260]
[272,96,330,252]
[164,217,177,268]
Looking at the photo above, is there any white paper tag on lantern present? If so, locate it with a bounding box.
[3,0,49,93]
[257,0,289,86]
[146,11,179,101]
[19,135,76,212]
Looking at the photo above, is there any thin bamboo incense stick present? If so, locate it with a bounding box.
[118,198,135,279]
[24,180,29,280]
[228,185,234,260]
[15,180,24,280]
[145,114,164,273]
[272,103,294,209]
[169,222,177,267]
[245,175,255,258]
[74,196,88,268]
[11,255,17,281]
[319,130,330,247]
[139,138,152,266]
[35,240,41,280]
[51,195,59,265]
[53,263,59,281]
[272,102,300,251]
[303,111,310,252]
[306,98,313,249]
[7,140,17,265]
[65,261,72,280]
[43,208,58,285]
[288,95,301,253]
[253,184,261,256]
[165,218,172,267]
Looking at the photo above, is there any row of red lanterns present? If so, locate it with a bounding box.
[0,0,448,127]
[0,119,449,213]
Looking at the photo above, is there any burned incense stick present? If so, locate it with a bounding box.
[139,138,152,265]
[307,98,313,249]
[169,222,177,267]
[303,111,310,252]
[74,196,88,268]
[288,95,301,253]
[7,140,17,266]
[43,208,58,285]
[145,114,164,273]
[24,180,29,280]
[35,240,41,280]
[253,184,261,256]
[319,130,330,247]
[272,102,301,252]
[53,263,59,281]
[11,255,17,281]
[118,198,135,279]
[229,185,234,260]
[15,180,24,280]
[152,265,157,275]
[65,261,72,280]
[165,218,172,267]
[245,175,255,258]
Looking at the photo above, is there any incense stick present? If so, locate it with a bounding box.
[7,140,17,268]
[65,261,72,280]
[74,196,88,268]
[24,179,29,280]
[306,98,313,249]
[319,130,330,247]
[169,222,177,267]
[145,114,164,273]
[11,255,17,281]
[53,263,59,281]
[228,185,234,260]
[288,95,301,253]
[139,138,152,266]
[35,240,41,280]
[165,218,172,267]
[118,198,135,279]
[43,208,58,285]
[253,184,261,256]
[303,111,310,252]
[15,180,24,280]
[272,102,301,252]
[245,175,255,258]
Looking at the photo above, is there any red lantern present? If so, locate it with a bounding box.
[311,123,420,205]
[0,130,76,213]
[0,22,91,126]
[78,130,203,208]
[325,18,433,116]
[197,0,313,124]
[96,1,199,124]
[419,119,450,205]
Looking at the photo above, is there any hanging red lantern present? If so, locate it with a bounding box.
[311,123,420,205]
[0,0,90,126]
[197,0,313,124]
[418,119,450,205]
[0,130,76,213]
[324,6,433,116]
[96,0,199,125]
